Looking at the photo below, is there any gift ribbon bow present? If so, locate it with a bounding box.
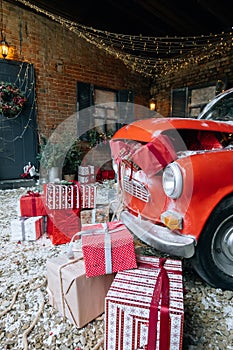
[139,258,170,350]
[27,190,40,197]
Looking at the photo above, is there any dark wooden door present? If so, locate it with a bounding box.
[0,60,37,180]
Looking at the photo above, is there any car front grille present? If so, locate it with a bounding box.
[122,176,150,202]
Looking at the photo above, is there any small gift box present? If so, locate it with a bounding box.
[10,216,44,241]
[45,182,80,210]
[19,191,47,217]
[47,208,81,245]
[80,205,110,224]
[80,184,97,209]
[78,165,95,184]
[46,252,115,328]
[81,221,137,278]
[105,255,184,350]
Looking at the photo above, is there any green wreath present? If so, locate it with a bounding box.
[0,82,27,118]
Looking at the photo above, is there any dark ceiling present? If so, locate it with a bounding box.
[10,0,233,36]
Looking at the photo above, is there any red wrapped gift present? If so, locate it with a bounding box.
[131,134,177,177]
[45,182,81,210]
[47,208,81,245]
[81,221,137,278]
[19,191,47,217]
[105,255,184,350]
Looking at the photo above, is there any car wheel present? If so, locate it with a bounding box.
[191,196,233,290]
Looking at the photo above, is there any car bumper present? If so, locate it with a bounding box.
[120,210,196,258]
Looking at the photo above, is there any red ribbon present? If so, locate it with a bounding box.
[139,258,170,350]
[27,190,40,197]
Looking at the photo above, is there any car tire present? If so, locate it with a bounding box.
[191,196,233,290]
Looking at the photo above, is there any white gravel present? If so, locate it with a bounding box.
[0,187,232,350]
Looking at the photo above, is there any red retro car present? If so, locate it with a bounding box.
[110,88,233,290]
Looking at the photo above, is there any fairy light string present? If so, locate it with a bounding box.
[11,0,233,78]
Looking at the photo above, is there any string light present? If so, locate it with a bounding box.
[12,0,233,79]
[0,62,36,144]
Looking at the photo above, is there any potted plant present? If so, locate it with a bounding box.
[37,135,65,182]
[62,140,82,181]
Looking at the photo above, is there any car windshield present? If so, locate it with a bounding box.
[198,89,233,121]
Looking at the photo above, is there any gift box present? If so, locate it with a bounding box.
[81,221,137,278]
[46,252,115,328]
[19,191,47,217]
[10,216,44,241]
[45,182,80,210]
[47,208,81,245]
[131,134,177,177]
[80,205,109,224]
[80,184,97,208]
[78,165,95,184]
[105,255,184,350]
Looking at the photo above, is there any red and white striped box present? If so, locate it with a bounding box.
[105,255,184,350]
[80,184,96,209]
[45,183,80,210]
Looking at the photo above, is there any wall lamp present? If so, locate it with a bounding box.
[149,97,156,111]
[0,37,9,58]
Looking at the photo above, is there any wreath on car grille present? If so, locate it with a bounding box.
[0,82,27,118]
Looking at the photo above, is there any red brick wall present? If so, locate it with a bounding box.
[151,56,233,118]
[2,1,151,136]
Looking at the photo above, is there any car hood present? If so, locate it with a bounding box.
[112,117,233,143]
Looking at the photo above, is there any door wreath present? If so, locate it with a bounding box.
[0,82,27,118]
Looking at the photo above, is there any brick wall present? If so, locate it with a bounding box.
[151,54,233,118]
[2,1,151,136]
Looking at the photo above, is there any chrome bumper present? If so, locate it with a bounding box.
[120,210,196,258]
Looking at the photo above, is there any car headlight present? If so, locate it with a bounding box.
[162,162,183,199]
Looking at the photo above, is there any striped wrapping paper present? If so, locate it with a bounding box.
[105,255,184,350]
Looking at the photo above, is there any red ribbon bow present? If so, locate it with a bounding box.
[139,258,170,350]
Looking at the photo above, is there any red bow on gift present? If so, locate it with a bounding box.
[27,190,40,197]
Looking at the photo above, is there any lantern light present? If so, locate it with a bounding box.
[0,37,9,58]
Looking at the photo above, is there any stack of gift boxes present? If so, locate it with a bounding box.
[46,220,184,349]
[13,176,184,349]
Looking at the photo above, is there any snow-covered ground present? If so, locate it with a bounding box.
[0,187,232,349]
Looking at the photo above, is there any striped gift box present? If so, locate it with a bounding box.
[105,255,184,350]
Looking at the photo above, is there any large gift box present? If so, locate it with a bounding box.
[19,191,47,217]
[46,252,115,328]
[47,208,81,245]
[45,182,80,210]
[80,205,110,224]
[81,221,137,278]
[10,216,44,241]
[105,255,184,350]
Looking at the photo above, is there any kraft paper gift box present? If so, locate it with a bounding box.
[46,252,115,328]
[80,205,110,224]
[10,216,44,241]
[19,191,47,217]
[47,208,81,245]
[81,221,137,278]
[45,182,81,210]
[105,255,184,350]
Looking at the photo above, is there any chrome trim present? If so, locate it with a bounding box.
[123,176,150,203]
[120,210,196,258]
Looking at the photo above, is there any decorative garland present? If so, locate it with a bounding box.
[0,82,27,118]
